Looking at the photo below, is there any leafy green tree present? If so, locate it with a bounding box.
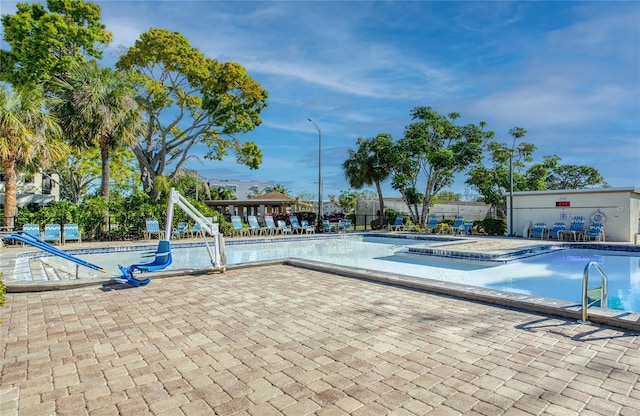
[433,190,461,204]
[271,184,288,195]
[171,169,211,200]
[392,107,494,225]
[0,85,67,227]
[116,28,268,198]
[0,0,112,87]
[48,61,142,202]
[342,133,394,224]
[338,190,375,214]
[545,164,608,190]
[211,187,237,200]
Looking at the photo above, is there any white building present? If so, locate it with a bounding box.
[0,172,60,207]
[507,187,640,243]
[207,178,275,200]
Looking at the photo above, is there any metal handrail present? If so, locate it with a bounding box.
[579,261,608,323]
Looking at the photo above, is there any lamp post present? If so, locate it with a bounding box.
[507,141,526,237]
[308,118,322,231]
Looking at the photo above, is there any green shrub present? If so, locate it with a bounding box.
[0,273,5,312]
[481,218,506,235]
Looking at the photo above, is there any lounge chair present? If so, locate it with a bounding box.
[338,219,352,232]
[289,216,304,234]
[323,220,336,233]
[449,216,464,234]
[562,217,585,241]
[455,221,474,235]
[22,223,41,239]
[264,216,278,235]
[189,223,204,238]
[583,222,605,242]
[548,222,566,240]
[277,220,292,234]
[172,222,189,239]
[529,222,547,239]
[387,215,405,231]
[248,215,267,236]
[424,215,439,233]
[301,220,315,234]
[145,218,165,240]
[43,224,62,244]
[230,215,249,237]
[63,223,81,244]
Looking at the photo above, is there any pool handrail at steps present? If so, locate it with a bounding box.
[579,261,608,324]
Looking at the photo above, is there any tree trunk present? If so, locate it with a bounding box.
[375,180,385,225]
[2,158,18,229]
[100,144,111,201]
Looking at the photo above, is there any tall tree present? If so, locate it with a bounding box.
[48,61,142,202]
[342,133,394,224]
[116,28,268,198]
[0,85,67,226]
[0,0,112,87]
[392,107,494,224]
[545,164,608,189]
[271,184,288,195]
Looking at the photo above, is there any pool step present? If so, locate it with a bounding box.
[31,259,74,281]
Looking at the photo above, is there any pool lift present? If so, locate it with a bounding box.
[116,188,226,287]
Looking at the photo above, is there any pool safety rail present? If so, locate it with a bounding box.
[579,261,608,324]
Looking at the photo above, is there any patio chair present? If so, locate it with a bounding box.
[172,222,189,239]
[583,222,605,242]
[230,215,249,237]
[63,223,81,244]
[424,215,440,233]
[263,216,278,235]
[562,216,585,241]
[455,221,474,235]
[145,218,165,240]
[529,222,547,239]
[301,220,316,234]
[277,220,292,234]
[449,216,464,233]
[43,224,62,244]
[248,215,267,236]
[338,219,352,232]
[22,223,41,240]
[548,222,566,240]
[387,215,405,231]
[323,220,336,233]
[289,215,304,234]
[189,223,204,238]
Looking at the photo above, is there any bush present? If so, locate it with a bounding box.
[481,218,506,236]
[0,273,5,316]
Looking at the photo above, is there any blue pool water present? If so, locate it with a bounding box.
[13,234,640,313]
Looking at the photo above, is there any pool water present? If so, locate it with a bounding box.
[27,235,640,313]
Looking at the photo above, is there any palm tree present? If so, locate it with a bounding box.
[342,133,394,225]
[0,85,67,227]
[48,61,142,202]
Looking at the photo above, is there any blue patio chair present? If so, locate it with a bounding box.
[264,216,278,235]
[230,215,249,237]
[338,219,352,232]
[248,215,267,236]
[387,215,405,231]
[450,216,464,232]
[63,223,81,244]
[455,221,474,235]
[22,223,41,240]
[43,224,62,244]
[323,220,336,233]
[189,223,203,238]
[563,217,585,241]
[301,220,316,234]
[529,222,547,239]
[289,215,304,234]
[172,222,189,239]
[583,223,605,242]
[277,220,292,235]
[424,215,440,233]
[145,218,165,240]
[548,222,566,240]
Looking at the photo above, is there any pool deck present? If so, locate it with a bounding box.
[2,234,640,415]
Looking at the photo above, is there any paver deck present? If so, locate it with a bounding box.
[1,264,639,415]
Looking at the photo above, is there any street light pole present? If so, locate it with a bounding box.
[509,149,514,237]
[308,118,322,231]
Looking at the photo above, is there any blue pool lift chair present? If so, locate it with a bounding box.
[118,240,172,287]
[63,223,81,244]
[43,224,62,244]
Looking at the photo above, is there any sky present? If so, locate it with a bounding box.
[2,1,639,200]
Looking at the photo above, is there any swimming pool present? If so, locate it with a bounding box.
[7,234,640,313]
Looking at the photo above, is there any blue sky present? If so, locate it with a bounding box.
[3,1,640,200]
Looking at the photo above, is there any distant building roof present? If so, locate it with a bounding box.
[248,191,295,201]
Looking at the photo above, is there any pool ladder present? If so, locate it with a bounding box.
[578,261,608,324]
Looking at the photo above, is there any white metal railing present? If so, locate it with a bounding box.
[579,261,608,324]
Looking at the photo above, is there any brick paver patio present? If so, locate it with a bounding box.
[1,264,639,415]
